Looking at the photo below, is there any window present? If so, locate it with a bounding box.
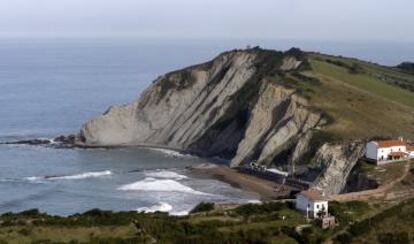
[316,204,319,209]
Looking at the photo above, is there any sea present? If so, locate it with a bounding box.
[0,38,413,215]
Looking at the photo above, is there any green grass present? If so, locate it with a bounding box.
[337,198,414,243]
[288,55,414,140]
[310,59,414,108]
[0,204,308,244]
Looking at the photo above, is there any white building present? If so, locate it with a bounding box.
[296,190,328,219]
[365,137,414,164]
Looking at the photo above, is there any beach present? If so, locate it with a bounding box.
[190,164,293,201]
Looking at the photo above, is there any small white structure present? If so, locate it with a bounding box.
[296,190,328,219]
[365,137,414,164]
[409,145,414,158]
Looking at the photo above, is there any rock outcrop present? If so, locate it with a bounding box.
[79,48,323,167]
[78,47,368,194]
[311,141,366,194]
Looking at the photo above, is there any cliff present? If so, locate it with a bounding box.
[78,47,414,194]
[80,48,324,167]
[311,141,366,195]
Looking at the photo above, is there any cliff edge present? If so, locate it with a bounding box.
[80,48,324,168]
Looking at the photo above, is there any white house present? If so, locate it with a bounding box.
[365,137,414,164]
[296,190,328,219]
[409,145,414,158]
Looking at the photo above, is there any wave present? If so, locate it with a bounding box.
[170,210,189,216]
[118,177,211,195]
[144,170,188,180]
[24,170,112,182]
[137,202,173,213]
[247,199,262,204]
[149,148,191,158]
[136,202,189,216]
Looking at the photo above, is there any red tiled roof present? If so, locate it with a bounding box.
[407,145,414,152]
[299,190,327,201]
[375,140,406,148]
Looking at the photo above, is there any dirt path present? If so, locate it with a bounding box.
[331,161,411,202]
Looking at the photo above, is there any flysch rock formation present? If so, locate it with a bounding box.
[312,141,366,195]
[78,48,364,194]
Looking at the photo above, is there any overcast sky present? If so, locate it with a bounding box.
[0,0,412,42]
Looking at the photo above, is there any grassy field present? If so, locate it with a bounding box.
[1,198,412,243]
[335,198,414,244]
[288,53,414,140]
[0,203,307,243]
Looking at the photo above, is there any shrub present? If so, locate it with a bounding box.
[335,232,352,244]
[18,228,31,236]
[234,202,288,216]
[377,232,410,244]
[190,202,215,214]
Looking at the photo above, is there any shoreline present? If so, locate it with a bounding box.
[190,164,294,201]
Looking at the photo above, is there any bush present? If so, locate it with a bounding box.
[234,202,288,216]
[190,202,215,214]
[335,232,352,244]
[377,232,410,244]
[18,228,31,236]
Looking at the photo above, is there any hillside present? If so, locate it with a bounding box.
[75,47,414,194]
[305,53,414,140]
[1,198,413,243]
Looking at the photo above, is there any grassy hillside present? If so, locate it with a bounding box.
[334,198,414,243]
[0,203,305,243]
[2,199,412,244]
[286,52,414,140]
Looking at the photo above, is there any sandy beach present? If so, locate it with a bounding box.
[190,164,293,201]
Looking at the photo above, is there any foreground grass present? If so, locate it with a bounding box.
[1,199,412,243]
[0,203,306,244]
[333,198,414,244]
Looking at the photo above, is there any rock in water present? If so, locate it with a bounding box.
[79,48,324,167]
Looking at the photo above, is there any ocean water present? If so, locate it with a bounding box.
[0,38,413,215]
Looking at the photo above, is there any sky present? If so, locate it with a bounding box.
[0,0,412,42]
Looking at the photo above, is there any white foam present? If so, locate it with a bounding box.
[118,177,211,195]
[149,148,190,158]
[170,210,189,216]
[145,170,188,180]
[137,202,173,213]
[247,199,262,204]
[136,202,189,216]
[25,170,112,181]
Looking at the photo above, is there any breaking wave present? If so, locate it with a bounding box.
[118,177,211,195]
[137,202,173,213]
[149,148,191,158]
[136,202,189,216]
[24,170,112,181]
[144,170,188,180]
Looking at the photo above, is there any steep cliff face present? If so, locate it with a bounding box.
[311,141,366,194]
[80,48,323,167]
[77,48,377,194]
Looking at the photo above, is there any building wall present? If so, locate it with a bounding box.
[311,201,328,218]
[296,195,328,218]
[366,141,407,161]
[366,142,378,160]
[378,145,407,160]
